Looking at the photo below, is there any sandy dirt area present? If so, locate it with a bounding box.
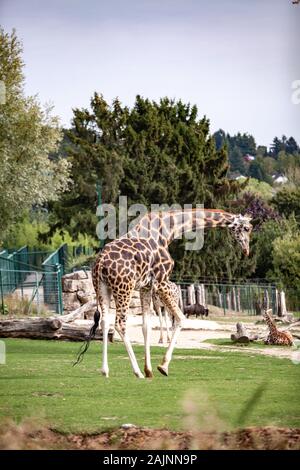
[75,314,299,361]
[1,420,299,450]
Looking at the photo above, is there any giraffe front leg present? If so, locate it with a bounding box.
[97,281,111,378]
[158,307,164,344]
[165,311,171,343]
[115,309,144,379]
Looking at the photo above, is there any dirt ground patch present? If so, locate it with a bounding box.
[1,422,299,450]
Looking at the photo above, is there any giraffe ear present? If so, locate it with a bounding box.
[240,213,252,223]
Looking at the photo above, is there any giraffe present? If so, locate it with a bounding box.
[90,208,252,379]
[152,281,182,344]
[263,309,294,346]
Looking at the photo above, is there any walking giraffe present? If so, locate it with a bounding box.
[88,208,252,378]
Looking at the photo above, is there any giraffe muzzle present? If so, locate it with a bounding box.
[243,247,249,256]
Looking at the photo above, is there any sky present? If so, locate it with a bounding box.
[1,0,299,147]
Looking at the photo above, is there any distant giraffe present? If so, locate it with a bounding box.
[87,208,252,379]
[263,309,294,346]
[152,281,182,344]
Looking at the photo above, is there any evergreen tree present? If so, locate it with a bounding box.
[53,94,250,280]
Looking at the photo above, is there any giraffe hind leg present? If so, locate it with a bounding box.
[114,295,144,379]
[156,283,185,376]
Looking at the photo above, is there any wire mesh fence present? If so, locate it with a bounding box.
[0,244,69,314]
[0,269,62,314]
[171,277,299,316]
[1,244,299,317]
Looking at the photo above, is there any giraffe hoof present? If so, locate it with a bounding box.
[134,372,145,379]
[158,339,163,344]
[145,370,153,378]
[157,365,168,377]
[101,370,109,378]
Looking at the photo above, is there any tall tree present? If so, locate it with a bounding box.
[0,28,71,238]
[56,94,255,280]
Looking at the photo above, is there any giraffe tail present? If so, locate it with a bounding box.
[72,309,101,366]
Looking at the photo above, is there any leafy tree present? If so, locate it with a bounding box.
[2,212,49,249]
[239,178,274,201]
[272,187,300,224]
[286,136,299,155]
[229,192,280,231]
[270,135,299,158]
[213,129,226,151]
[54,94,251,280]
[248,157,272,183]
[213,130,256,175]
[0,28,71,238]
[272,232,300,303]
[251,217,297,280]
[256,145,268,157]
[49,95,125,236]
[229,146,246,174]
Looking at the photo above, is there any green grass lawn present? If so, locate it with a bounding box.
[0,338,299,433]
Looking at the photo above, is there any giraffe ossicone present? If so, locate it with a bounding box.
[89,208,253,378]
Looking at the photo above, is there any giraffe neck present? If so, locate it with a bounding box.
[129,209,235,245]
[164,209,235,244]
[264,310,278,334]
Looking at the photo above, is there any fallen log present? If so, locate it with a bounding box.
[0,317,114,342]
[59,301,97,323]
[231,322,258,344]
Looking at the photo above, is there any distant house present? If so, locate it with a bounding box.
[243,154,256,162]
[272,174,288,184]
[235,174,246,180]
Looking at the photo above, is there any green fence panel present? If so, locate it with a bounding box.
[42,244,68,314]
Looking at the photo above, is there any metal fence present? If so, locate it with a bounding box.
[41,244,68,314]
[177,281,278,316]
[0,244,68,314]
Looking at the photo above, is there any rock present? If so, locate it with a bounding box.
[84,308,98,320]
[62,278,94,293]
[62,292,81,311]
[121,423,137,429]
[62,279,79,292]
[77,290,96,304]
[67,270,92,281]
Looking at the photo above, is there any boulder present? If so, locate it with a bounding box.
[62,279,79,292]
[62,292,81,311]
[77,290,96,304]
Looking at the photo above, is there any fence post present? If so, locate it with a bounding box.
[222,285,226,316]
[0,270,4,314]
[56,263,63,315]
[279,290,287,317]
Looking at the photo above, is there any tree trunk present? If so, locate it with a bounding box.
[0,317,114,342]
[218,290,222,308]
[279,290,287,317]
[237,288,241,312]
[231,322,258,344]
[60,301,97,323]
[232,287,237,312]
[187,284,196,305]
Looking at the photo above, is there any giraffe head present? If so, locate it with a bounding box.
[228,214,253,256]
